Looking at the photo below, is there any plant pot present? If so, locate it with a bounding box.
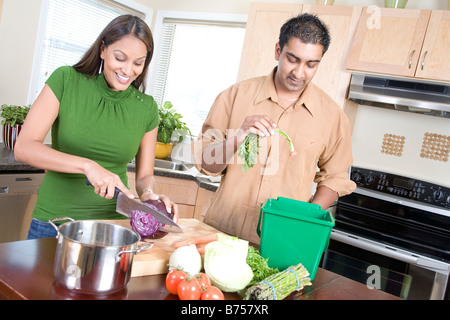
[384,0,408,8]
[2,123,22,149]
[155,142,173,159]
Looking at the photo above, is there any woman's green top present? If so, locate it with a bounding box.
[33,66,159,222]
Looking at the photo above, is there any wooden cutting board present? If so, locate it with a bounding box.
[100,219,223,277]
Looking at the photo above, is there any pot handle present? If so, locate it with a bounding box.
[115,242,153,262]
[48,217,75,236]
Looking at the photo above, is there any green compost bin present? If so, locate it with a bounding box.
[257,197,335,281]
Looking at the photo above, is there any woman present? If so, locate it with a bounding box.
[14,15,178,239]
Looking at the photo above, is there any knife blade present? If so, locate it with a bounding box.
[116,192,183,233]
[85,179,183,233]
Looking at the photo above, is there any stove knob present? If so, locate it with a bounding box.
[446,195,450,205]
[351,171,363,184]
[366,174,375,185]
[433,190,444,201]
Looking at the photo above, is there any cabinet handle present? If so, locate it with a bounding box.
[421,51,428,70]
[408,50,416,69]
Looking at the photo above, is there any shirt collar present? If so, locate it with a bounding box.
[254,67,317,117]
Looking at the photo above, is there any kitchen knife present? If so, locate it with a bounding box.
[85,179,183,233]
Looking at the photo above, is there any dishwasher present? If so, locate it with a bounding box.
[0,171,45,242]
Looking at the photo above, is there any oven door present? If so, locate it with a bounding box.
[321,229,450,300]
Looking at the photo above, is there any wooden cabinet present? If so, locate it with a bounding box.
[237,2,302,82]
[346,8,450,82]
[414,10,450,82]
[237,3,362,109]
[302,4,362,108]
[193,187,215,222]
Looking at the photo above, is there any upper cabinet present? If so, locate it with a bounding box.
[302,5,362,108]
[346,8,450,82]
[237,3,303,82]
[414,10,450,82]
[237,3,362,109]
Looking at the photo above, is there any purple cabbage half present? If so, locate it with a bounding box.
[129,199,174,239]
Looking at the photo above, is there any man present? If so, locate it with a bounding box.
[192,14,356,244]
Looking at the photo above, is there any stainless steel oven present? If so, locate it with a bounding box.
[321,166,450,300]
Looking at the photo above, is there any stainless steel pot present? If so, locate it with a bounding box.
[50,217,152,294]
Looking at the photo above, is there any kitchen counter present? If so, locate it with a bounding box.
[0,236,401,301]
[0,145,44,172]
[0,145,219,191]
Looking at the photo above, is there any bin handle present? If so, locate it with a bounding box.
[323,210,335,252]
[256,203,264,237]
[327,210,335,224]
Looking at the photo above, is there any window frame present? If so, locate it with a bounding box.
[147,10,247,98]
[27,0,153,104]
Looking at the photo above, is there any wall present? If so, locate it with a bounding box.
[0,0,42,106]
[0,0,447,110]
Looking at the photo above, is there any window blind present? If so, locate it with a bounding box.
[151,18,246,137]
[32,0,144,100]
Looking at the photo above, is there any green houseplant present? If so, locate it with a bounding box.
[1,104,30,149]
[156,101,191,158]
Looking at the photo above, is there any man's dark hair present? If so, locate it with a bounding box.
[279,13,330,55]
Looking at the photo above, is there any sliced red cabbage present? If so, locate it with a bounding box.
[130,210,162,239]
[129,199,174,239]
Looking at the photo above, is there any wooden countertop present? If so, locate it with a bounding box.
[0,237,401,301]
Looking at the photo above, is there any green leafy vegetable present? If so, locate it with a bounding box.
[237,133,259,172]
[244,263,311,300]
[246,246,279,286]
[204,234,253,292]
[238,128,296,173]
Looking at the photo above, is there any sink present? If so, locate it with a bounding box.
[154,159,189,171]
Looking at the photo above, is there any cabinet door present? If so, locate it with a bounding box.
[415,10,450,82]
[346,8,431,77]
[154,176,198,206]
[237,2,302,82]
[302,5,362,108]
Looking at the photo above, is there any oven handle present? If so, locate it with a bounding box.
[330,230,450,272]
[353,188,450,218]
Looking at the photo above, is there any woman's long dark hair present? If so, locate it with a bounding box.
[73,15,154,92]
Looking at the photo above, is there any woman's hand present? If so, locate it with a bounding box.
[140,191,179,223]
[84,161,134,200]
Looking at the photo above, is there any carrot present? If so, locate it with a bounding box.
[197,246,206,255]
[174,233,218,248]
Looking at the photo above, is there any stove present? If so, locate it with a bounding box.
[321,166,450,300]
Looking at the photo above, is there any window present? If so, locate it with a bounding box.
[150,12,246,138]
[29,0,149,102]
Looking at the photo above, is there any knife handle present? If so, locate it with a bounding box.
[85,178,120,199]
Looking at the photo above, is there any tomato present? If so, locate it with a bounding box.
[195,272,211,291]
[165,269,188,295]
[177,277,202,300]
[201,286,225,300]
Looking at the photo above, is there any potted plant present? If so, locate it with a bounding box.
[1,104,30,149]
[156,101,191,159]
